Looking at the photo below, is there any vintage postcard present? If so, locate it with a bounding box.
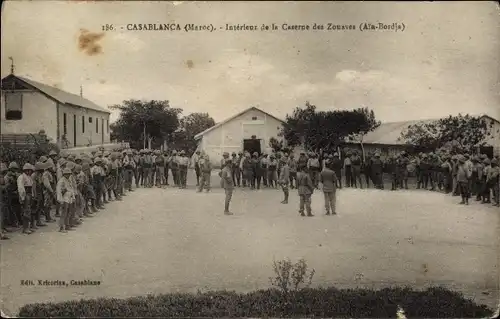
[0,1,499,317]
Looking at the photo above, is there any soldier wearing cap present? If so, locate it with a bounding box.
[481,157,492,203]
[307,152,321,189]
[136,149,145,187]
[230,152,241,187]
[486,158,499,206]
[66,162,81,227]
[192,151,202,187]
[197,153,212,193]
[471,156,482,199]
[170,150,180,187]
[297,163,314,217]
[268,154,278,188]
[143,149,154,188]
[450,155,460,196]
[123,150,135,191]
[154,150,166,188]
[91,158,105,209]
[398,152,410,190]
[320,156,338,215]
[350,150,363,189]
[297,151,308,172]
[287,153,298,189]
[419,153,431,190]
[177,150,188,189]
[260,154,269,187]
[17,163,35,234]
[440,155,453,194]
[219,158,234,215]
[220,152,230,172]
[31,162,47,229]
[5,162,22,228]
[240,152,252,188]
[456,155,471,205]
[40,161,57,222]
[251,152,263,190]
[343,151,352,187]
[56,167,74,233]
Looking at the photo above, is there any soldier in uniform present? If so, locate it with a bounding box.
[320,158,338,215]
[56,168,74,233]
[331,153,343,189]
[457,155,471,205]
[197,153,212,192]
[451,155,460,196]
[398,152,409,190]
[143,149,154,188]
[178,150,189,188]
[91,158,105,210]
[350,150,363,189]
[32,162,47,230]
[154,150,166,187]
[363,153,372,188]
[441,156,453,194]
[241,152,253,188]
[0,163,10,239]
[251,152,262,190]
[192,151,202,186]
[307,152,321,189]
[268,154,278,188]
[163,150,170,186]
[385,155,398,191]
[489,159,500,207]
[297,165,314,217]
[123,150,135,192]
[288,153,298,189]
[170,150,179,187]
[297,152,308,173]
[260,153,269,187]
[230,153,241,187]
[278,156,290,204]
[136,150,144,187]
[235,152,243,186]
[6,162,22,228]
[482,158,492,204]
[343,151,352,187]
[220,158,234,215]
[17,163,36,234]
[472,156,484,201]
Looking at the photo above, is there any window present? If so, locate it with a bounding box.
[96,118,99,133]
[4,93,23,120]
[89,117,93,123]
[252,116,257,120]
[82,116,85,133]
[63,113,67,135]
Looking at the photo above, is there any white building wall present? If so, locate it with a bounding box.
[0,90,58,141]
[59,104,110,147]
[200,109,284,167]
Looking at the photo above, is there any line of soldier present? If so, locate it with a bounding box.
[0,148,198,240]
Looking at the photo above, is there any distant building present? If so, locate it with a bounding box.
[1,74,111,148]
[194,106,285,166]
[345,115,500,157]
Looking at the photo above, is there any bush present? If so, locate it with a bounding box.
[18,286,493,318]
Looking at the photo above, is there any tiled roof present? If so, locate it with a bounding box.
[15,75,110,114]
[356,119,438,145]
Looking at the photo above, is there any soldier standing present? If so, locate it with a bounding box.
[482,158,492,203]
[143,149,154,188]
[441,156,453,194]
[6,162,22,228]
[136,150,144,187]
[457,156,471,205]
[288,154,298,189]
[192,151,202,186]
[260,154,269,187]
[331,153,343,189]
[268,154,278,188]
[179,150,189,189]
[231,153,241,187]
[170,150,179,187]
[241,152,253,188]
[197,153,212,192]
[220,152,230,171]
[350,151,363,189]
[297,165,314,217]
[91,158,104,210]
[370,153,383,189]
[297,152,308,172]
[320,158,338,215]
[489,159,500,206]
[252,152,262,190]
[278,156,290,204]
[32,162,47,230]
[398,152,409,190]
[56,168,74,233]
[0,163,9,239]
[17,163,35,234]
[307,152,320,189]
[343,152,352,187]
[154,150,166,187]
[363,153,372,188]
[220,158,234,215]
[123,150,134,191]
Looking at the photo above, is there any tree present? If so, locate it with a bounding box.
[169,112,216,154]
[280,102,381,153]
[110,99,182,150]
[269,137,284,153]
[399,114,492,153]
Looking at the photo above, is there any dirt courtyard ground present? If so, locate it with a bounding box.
[1,173,499,316]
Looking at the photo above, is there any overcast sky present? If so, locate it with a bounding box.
[1,1,499,123]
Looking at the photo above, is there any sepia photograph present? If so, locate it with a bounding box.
[0,1,499,317]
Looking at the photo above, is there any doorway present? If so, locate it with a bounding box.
[243,138,261,155]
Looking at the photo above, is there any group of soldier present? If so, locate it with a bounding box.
[1,146,498,239]
[0,148,198,240]
[209,148,500,215]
